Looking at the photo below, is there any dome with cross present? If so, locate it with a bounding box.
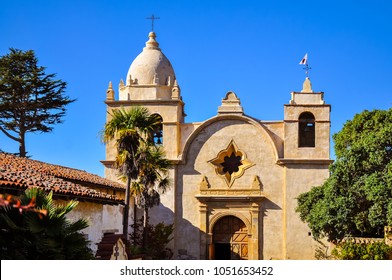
[126,32,176,87]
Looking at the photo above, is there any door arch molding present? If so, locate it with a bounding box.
[209,211,251,235]
[211,215,249,260]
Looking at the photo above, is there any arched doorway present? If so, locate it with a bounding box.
[212,216,248,260]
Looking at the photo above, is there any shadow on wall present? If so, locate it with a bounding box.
[136,202,201,260]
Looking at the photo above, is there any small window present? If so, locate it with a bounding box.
[151,114,163,145]
[298,112,315,147]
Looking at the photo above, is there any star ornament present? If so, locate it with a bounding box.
[208,140,254,187]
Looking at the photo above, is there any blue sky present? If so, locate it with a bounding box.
[1,0,391,176]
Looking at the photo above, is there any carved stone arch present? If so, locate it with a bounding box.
[180,114,280,164]
[208,211,251,235]
[293,109,321,120]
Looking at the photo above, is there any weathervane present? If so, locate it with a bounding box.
[299,53,311,77]
[146,14,160,31]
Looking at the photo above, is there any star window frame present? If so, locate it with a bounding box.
[208,140,254,187]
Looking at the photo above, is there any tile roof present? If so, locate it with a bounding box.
[0,153,124,204]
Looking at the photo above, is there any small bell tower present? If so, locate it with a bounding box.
[283,77,331,160]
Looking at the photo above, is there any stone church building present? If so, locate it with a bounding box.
[102,31,332,260]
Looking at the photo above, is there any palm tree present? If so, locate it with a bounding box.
[0,188,93,259]
[102,106,162,241]
[133,143,171,249]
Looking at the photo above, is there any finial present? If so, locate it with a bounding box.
[218,91,244,115]
[106,81,115,101]
[119,79,124,88]
[172,79,181,99]
[301,77,313,93]
[146,14,160,31]
[299,53,311,77]
[145,32,160,50]
[126,74,133,85]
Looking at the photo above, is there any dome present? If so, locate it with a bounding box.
[127,32,175,86]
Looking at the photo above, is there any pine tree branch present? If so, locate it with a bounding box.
[0,125,20,142]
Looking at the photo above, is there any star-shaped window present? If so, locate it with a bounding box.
[209,140,254,187]
[221,153,242,175]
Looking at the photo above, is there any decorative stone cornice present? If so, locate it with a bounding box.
[105,99,185,106]
[195,193,265,203]
[277,158,334,165]
[196,174,265,202]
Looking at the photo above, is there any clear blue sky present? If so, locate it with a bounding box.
[1,0,391,176]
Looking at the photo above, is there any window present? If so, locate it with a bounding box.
[208,140,254,187]
[151,114,163,145]
[298,112,315,147]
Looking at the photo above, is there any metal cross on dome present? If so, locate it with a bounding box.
[146,14,160,31]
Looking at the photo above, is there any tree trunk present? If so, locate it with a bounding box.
[19,120,26,157]
[19,138,26,157]
[133,200,137,245]
[142,207,148,251]
[123,176,131,241]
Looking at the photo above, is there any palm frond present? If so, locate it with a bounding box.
[66,218,89,233]
[157,177,171,194]
[0,188,94,259]
[131,181,144,196]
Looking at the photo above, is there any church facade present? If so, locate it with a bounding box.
[102,31,332,260]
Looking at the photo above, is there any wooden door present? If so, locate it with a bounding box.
[213,216,248,260]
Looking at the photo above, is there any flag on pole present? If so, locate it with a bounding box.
[299,53,308,65]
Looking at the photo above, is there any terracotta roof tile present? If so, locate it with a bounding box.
[0,153,124,204]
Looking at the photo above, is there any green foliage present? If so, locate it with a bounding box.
[130,217,174,260]
[0,48,75,157]
[296,108,392,242]
[0,188,94,259]
[133,144,171,212]
[102,106,171,243]
[332,240,392,260]
[103,106,162,179]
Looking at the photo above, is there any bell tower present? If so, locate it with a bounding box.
[103,32,185,173]
[283,77,331,160]
[280,77,332,259]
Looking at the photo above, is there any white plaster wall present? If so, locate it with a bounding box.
[102,204,124,234]
[65,201,125,254]
[65,201,103,253]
